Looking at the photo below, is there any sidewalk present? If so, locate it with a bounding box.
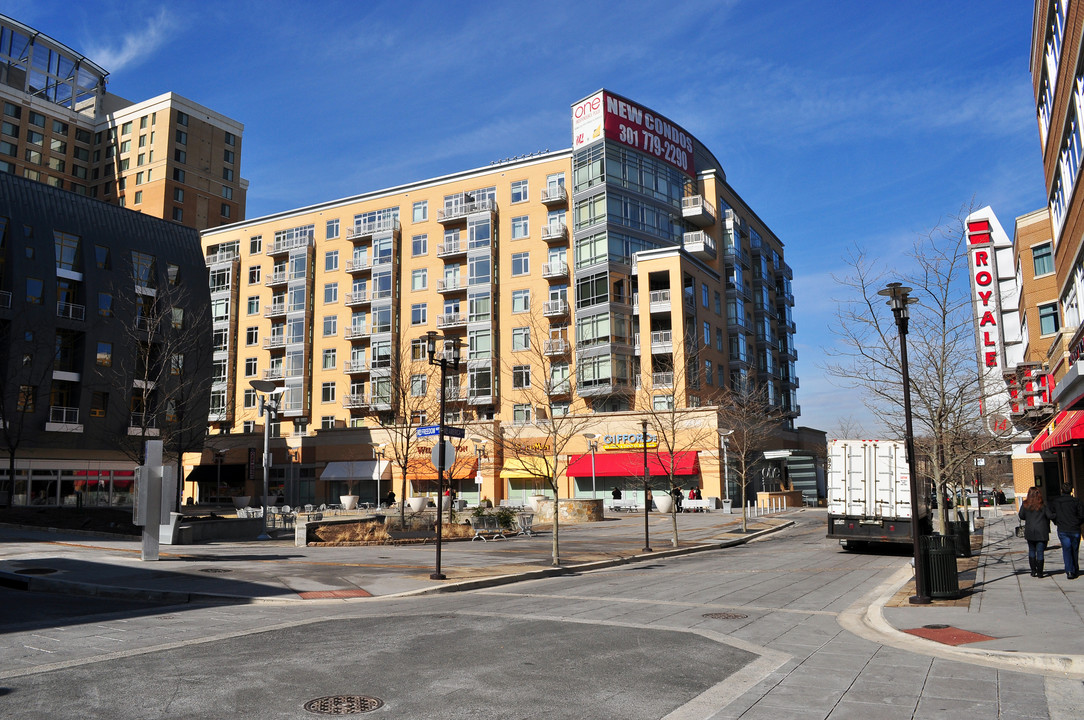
[857,508,1084,678]
[0,509,789,604]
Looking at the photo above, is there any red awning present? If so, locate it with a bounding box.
[1050,410,1084,449]
[566,451,699,478]
[1026,427,1050,454]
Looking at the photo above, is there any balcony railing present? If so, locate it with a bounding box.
[346,258,371,273]
[345,325,369,340]
[438,313,467,329]
[129,412,157,429]
[342,394,368,409]
[346,219,399,241]
[204,250,239,265]
[542,261,568,279]
[541,223,567,243]
[343,359,369,374]
[437,240,466,258]
[264,271,287,287]
[57,302,85,321]
[541,185,567,205]
[264,303,286,318]
[683,230,717,260]
[652,372,674,387]
[264,336,286,349]
[371,289,393,301]
[542,299,568,317]
[682,194,716,227]
[0,290,10,308]
[269,233,314,255]
[437,198,495,223]
[544,339,570,355]
[437,278,464,292]
[264,368,284,380]
[345,291,369,306]
[49,406,79,424]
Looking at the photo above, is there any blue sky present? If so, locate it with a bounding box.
[16,1,1045,434]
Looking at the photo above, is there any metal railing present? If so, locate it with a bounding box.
[343,359,368,373]
[541,223,567,242]
[437,198,495,223]
[542,261,568,278]
[129,412,157,428]
[57,302,85,321]
[544,339,570,355]
[438,313,466,328]
[541,186,567,203]
[49,406,79,424]
[543,299,568,316]
[346,258,371,272]
[437,240,465,257]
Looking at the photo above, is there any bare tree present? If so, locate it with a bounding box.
[379,338,442,527]
[717,384,784,533]
[94,263,212,509]
[0,317,56,507]
[824,210,1007,531]
[635,345,721,547]
[486,306,593,566]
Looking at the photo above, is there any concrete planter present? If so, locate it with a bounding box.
[232,496,250,509]
[654,494,674,514]
[340,495,359,511]
[407,496,429,513]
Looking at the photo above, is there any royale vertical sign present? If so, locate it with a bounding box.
[572,90,696,178]
[967,217,1003,371]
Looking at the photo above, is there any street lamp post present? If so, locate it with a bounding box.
[717,429,733,503]
[583,432,598,500]
[426,330,461,581]
[877,281,930,605]
[250,380,284,541]
[214,449,226,505]
[472,437,486,500]
[642,418,652,552]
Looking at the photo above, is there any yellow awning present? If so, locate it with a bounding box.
[500,456,557,479]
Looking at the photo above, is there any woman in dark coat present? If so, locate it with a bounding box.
[1018,487,1052,578]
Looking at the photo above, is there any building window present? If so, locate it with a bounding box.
[511,252,530,276]
[411,302,427,326]
[324,282,338,304]
[25,277,43,304]
[322,348,337,370]
[702,283,709,307]
[512,327,530,350]
[704,321,711,346]
[412,234,428,256]
[96,342,112,367]
[413,200,428,222]
[175,130,187,145]
[512,289,530,313]
[248,266,261,284]
[1033,242,1054,277]
[223,168,234,181]
[246,327,259,346]
[511,216,529,239]
[411,374,427,397]
[653,394,675,411]
[17,385,35,412]
[411,268,428,291]
[224,149,235,164]
[97,293,113,317]
[245,357,258,377]
[323,218,340,240]
[173,168,185,183]
[321,416,336,430]
[244,389,258,409]
[323,315,338,336]
[513,365,531,389]
[221,203,231,218]
[90,392,108,419]
[177,111,189,126]
[322,382,336,403]
[511,180,529,204]
[1038,302,1060,335]
[325,250,339,271]
[513,404,532,425]
[172,207,184,222]
[225,131,235,146]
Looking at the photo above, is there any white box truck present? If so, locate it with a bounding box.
[826,439,930,549]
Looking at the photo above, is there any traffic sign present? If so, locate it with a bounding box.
[417,425,441,438]
[441,425,465,439]
[431,439,457,471]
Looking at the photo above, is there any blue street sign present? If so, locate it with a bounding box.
[417,425,441,438]
[441,425,466,439]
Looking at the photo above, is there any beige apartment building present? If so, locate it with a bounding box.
[0,14,245,230]
[190,90,817,508]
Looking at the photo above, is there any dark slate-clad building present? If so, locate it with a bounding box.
[0,173,211,507]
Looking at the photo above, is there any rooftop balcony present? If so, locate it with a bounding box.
[682,195,716,228]
[541,185,568,205]
[347,219,399,242]
[541,222,568,244]
[437,198,496,224]
[683,230,716,261]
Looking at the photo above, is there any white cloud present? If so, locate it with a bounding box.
[84,9,176,73]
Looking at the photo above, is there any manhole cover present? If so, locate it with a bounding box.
[156,616,177,620]
[303,695,384,715]
[199,568,232,574]
[703,612,748,620]
[14,568,57,575]
[923,624,950,629]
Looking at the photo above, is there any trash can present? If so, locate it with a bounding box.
[946,521,972,558]
[922,534,960,599]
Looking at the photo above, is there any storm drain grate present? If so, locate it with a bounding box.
[14,568,57,575]
[199,568,232,574]
[703,612,748,620]
[304,695,384,715]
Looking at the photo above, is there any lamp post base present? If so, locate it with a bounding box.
[908,594,932,605]
[642,547,652,553]
[429,572,446,580]
[257,532,272,541]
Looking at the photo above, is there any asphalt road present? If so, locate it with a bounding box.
[0,513,1068,719]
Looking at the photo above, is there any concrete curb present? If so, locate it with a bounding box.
[841,565,1084,679]
[0,520,796,605]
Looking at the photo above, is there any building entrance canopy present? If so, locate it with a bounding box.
[566,451,699,478]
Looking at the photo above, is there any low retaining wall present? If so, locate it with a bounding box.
[160,514,264,544]
[533,498,604,524]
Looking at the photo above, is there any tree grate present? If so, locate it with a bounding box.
[703,612,749,620]
[303,695,384,715]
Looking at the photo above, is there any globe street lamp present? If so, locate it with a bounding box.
[717,428,733,504]
[426,330,461,581]
[582,432,598,499]
[249,379,284,541]
[877,282,930,605]
[642,418,652,553]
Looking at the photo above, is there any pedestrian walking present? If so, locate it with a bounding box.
[1049,483,1084,579]
[1018,487,1051,578]
[671,486,683,512]
[611,487,622,500]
